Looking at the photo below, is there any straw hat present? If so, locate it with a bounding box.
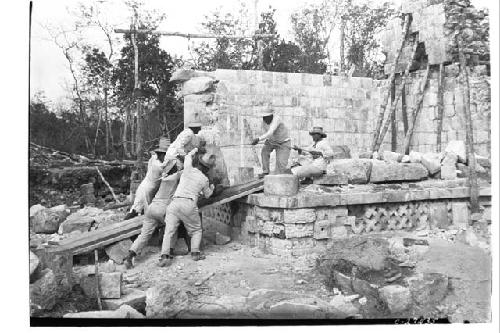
[199,153,216,168]
[187,121,202,128]
[260,106,274,117]
[309,126,327,138]
[154,137,171,153]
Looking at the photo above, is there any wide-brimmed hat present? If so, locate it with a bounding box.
[260,106,274,117]
[199,153,216,168]
[309,126,327,138]
[154,137,171,153]
[187,121,202,128]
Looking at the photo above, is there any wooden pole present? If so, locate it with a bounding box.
[391,77,397,151]
[436,63,445,151]
[374,36,419,152]
[401,83,408,134]
[371,14,411,153]
[114,28,275,40]
[94,249,102,310]
[401,63,431,155]
[95,166,120,203]
[457,36,479,214]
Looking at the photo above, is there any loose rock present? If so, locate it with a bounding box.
[445,140,467,163]
[379,285,411,313]
[215,232,231,245]
[421,152,441,175]
[105,239,133,264]
[30,269,58,315]
[327,159,372,184]
[80,272,122,299]
[32,205,70,234]
[30,251,40,280]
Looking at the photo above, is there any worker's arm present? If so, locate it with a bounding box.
[174,129,194,156]
[201,180,215,199]
[319,141,334,160]
[258,116,280,141]
[183,148,198,171]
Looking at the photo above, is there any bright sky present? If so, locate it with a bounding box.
[30,0,491,103]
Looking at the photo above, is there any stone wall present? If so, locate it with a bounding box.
[182,67,490,184]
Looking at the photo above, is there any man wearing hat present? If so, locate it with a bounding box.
[291,126,334,180]
[125,137,172,220]
[167,121,206,161]
[157,147,216,267]
[251,107,291,177]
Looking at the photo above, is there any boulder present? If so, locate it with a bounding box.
[30,251,40,280]
[105,239,133,264]
[102,288,146,311]
[331,145,351,159]
[370,161,428,183]
[378,285,411,313]
[264,174,299,196]
[63,305,144,319]
[441,152,458,166]
[421,152,441,175]
[382,151,402,163]
[475,154,490,168]
[80,272,122,299]
[327,159,372,184]
[440,164,457,180]
[30,269,58,315]
[329,295,359,317]
[409,151,422,163]
[215,232,231,245]
[58,207,104,234]
[32,205,70,234]
[407,273,449,306]
[30,204,46,218]
[445,140,467,163]
[358,152,372,159]
[401,155,411,163]
[181,77,216,96]
[146,283,189,318]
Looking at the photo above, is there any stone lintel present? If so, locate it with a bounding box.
[242,185,491,208]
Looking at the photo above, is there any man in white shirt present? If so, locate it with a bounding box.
[292,126,334,180]
[251,108,291,177]
[157,148,216,267]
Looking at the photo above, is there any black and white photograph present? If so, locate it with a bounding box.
[20,0,499,328]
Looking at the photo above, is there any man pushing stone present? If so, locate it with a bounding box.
[157,147,216,267]
[251,107,291,177]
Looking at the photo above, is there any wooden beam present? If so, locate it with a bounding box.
[47,179,264,255]
[457,36,480,214]
[401,83,408,134]
[436,63,445,151]
[391,77,397,151]
[371,14,411,153]
[114,29,275,40]
[401,63,431,155]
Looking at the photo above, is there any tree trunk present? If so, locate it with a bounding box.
[390,78,397,151]
[401,83,408,135]
[401,63,431,155]
[131,18,145,177]
[104,88,110,156]
[374,36,419,152]
[371,14,411,153]
[94,104,102,156]
[122,106,130,158]
[339,17,346,73]
[457,37,479,214]
[436,63,445,152]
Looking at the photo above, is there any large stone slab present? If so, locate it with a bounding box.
[80,272,122,299]
[313,173,348,185]
[63,305,144,319]
[327,159,372,184]
[264,174,299,196]
[58,207,105,234]
[32,205,70,234]
[181,77,216,96]
[370,161,428,183]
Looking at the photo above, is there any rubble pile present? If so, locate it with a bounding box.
[443,0,490,64]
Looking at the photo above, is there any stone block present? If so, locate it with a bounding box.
[451,202,469,228]
[421,152,441,175]
[312,173,348,185]
[181,77,216,96]
[102,288,146,311]
[441,152,458,166]
[284,223,314,238]
[379,285,411,314]
[440,164,457,180]
[80,272,122,299]
[370,160,428,183]
[105,239,133,264]
[315,208,348,224]
[382,151,402,163]
[327,159,372,184]
[445,140,467,163]
[314,220,334,240]
[283,209,316,224]
[30,269,57,315]
[264,174,299,196]
[409,151,422,163]
[429,202,450,229]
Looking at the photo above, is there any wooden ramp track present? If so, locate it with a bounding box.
[46,179,264,256]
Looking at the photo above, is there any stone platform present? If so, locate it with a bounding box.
[201,179,491,256]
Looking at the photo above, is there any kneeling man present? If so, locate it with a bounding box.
[292,126,333,181]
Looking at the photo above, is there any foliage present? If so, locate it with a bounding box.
[343,2,396,75]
